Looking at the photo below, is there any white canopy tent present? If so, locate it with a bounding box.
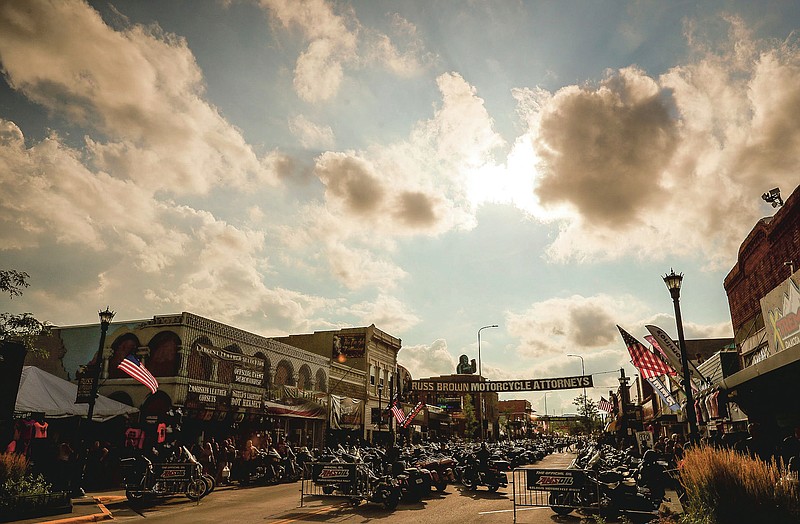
[15,366,139,422]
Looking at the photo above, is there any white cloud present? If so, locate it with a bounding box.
[262,0,433,102]
[506,16,800,267]
[506,294,647,359]
[398,339,458,379]
[346,294,421,334]
[289,114,335,149]
[0,0,278,195]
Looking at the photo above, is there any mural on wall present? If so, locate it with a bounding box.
[333,333,366,361]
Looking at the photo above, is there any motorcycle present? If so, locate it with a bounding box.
[120,447,209,503]
[545,447,668,519]
[460,457,509,492]
[310,454,402,510]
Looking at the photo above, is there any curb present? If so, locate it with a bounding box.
[38,498,113,524]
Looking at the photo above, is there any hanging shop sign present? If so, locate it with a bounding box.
[410,375,592,393]
[184,383,266,414]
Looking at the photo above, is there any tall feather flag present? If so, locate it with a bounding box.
[617,325,676,380]
[598,396,614,413]
[402,402,424,428]
[118,354,159,394]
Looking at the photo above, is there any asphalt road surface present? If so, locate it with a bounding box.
[106,451,579,524]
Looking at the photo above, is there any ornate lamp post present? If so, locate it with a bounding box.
[87,307,115,423]
[81,307,114,493]
[477,324,498,441]
[663,270,699,444]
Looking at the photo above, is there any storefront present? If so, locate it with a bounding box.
[42,312,331,449]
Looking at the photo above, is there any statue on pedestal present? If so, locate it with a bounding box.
[456,354,477,374]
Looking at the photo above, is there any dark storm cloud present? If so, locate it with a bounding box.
[535,68,679,228]
[393,191,437,227]
[315,154,385,215]
[568,303,617,347]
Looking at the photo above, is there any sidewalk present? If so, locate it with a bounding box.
[17,483,241,524]
[14,491,127,524]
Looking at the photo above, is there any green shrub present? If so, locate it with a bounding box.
[679,446,800,524]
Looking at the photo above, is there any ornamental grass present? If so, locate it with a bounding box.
[679,445,800,524]
[0,453,28,485]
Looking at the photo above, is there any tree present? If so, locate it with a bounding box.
[573,394,602,434]
[463,394,479,440]
[1,270,51,357]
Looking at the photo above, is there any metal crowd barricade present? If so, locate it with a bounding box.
[300,462,368,507]
[511,467,599,523]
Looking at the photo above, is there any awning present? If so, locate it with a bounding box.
[16,366,139,421]
[264,400,325,419]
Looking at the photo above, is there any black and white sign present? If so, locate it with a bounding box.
[410,375,592,393]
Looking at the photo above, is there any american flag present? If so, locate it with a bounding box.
[617,326,676,380]
[118,354,159,394]
[390,400,406,424]
[598,396,614,413]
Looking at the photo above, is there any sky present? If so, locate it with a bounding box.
[2,0,800,416]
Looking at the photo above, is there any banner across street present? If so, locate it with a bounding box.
[410,374,593,393]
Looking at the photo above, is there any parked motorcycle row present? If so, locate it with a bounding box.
[545,442,677,521]
[119,437,576,509]
[302,438,561,510]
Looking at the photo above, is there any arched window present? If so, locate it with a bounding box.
[108,391,134,407]
[108,334,141,378]
[188,337,214,381]
[148,331,181,377]
[315,369,327,392]
[298,365,312,390]
[274,360,295,386]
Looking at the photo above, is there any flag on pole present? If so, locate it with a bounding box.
[118,354,159,394]
[598,396,614,413]
[390,399,406,424]
[617,325,676,379]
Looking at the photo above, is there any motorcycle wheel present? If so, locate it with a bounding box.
[435,480,448,492]
[203,474,216,494]
[487,484,499,493]
[461,476,476,490]
[186,478,208,501]
[322,486,335,494]
[379,487,400,510]
[548,492,574,516]
[125,490,145,503]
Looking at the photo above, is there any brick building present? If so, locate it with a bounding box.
[497,399,533,438]
[722,185,800,436]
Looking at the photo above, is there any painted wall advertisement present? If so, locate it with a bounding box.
[333,333,366,359]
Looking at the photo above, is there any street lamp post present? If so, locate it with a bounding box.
[87,307,115,425]
[567,354,587,418]
[81,307,115,492]
[663,269,699,444]
[477,324,498,441]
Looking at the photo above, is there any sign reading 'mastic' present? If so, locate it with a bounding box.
[410,375,592,393]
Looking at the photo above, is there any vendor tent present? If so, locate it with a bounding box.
[16,366,138,421]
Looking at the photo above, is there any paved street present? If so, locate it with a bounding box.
[97,451,578,524]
